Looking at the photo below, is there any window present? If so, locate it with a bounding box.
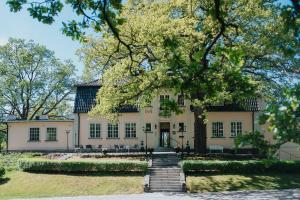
[160,95,170,111]
[145,123,151,132]
[178,94,185,106]
[125,123,136,138]
[90,123,101,138]
[231,122,242,137]
[179,122,185,132]
[212,122,224,137]
[108,123,118,138]
[46,127,57,141]
[29,128,40,141]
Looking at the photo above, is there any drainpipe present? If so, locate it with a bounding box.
[77,113,80,146]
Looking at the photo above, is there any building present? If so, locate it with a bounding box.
[5,80,271,153]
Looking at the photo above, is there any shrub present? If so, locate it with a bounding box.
[0,166,5,178]
[19,158,148,173]
[181,160,300,174]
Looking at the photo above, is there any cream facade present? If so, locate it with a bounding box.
[7,120,74,151]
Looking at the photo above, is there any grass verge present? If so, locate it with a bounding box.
[187,174,300,193]
[0,171,143,200]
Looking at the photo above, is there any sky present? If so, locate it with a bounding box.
[0,2,86,75]
[0,0,291,77]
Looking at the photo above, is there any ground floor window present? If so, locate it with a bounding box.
[145,123,152,132]
[46,127,57,141]
[212,122,224,137]
[125,123,136,138]
[230,121,242,137]
[90,123,101,138]
[108,123,118,138]
[29,128,40,141]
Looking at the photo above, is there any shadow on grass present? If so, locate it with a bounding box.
[188,173,300,193]
[0,178,10,185]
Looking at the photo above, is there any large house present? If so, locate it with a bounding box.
[7,80,274,153]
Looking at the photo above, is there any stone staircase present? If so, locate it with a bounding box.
[148,153,185,192]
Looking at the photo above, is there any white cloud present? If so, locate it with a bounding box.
[0,37,8,46]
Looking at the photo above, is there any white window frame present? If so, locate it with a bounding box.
[108,123,119,138]
[29,127,40,142]
[89,123,101,139]
[212,122,224,137]
[46,127,57,141]
[125,123,136,138]
[230,121,243,137]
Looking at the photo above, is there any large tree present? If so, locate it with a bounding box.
[79,0,299,152]
[6,0,300,152]
[0,38,76,120]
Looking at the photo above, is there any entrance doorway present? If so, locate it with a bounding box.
[160,122,170,147]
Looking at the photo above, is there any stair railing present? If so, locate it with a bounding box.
[278,149,300,160]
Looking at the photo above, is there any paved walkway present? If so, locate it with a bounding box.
[18,189,300,200]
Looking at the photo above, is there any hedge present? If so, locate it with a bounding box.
[19,158,148,173]
[181,160,300,174]
[0,166,5,178]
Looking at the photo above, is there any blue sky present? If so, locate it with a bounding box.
[0,2,86,75]
[0,0,291,77]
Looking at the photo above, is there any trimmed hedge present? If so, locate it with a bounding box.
[19,158,148,173]
[0,166,5,178]
[181,160,300,174]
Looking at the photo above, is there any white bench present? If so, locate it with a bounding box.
[209,145,224,153]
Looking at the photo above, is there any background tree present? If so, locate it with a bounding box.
[260,84,300,145]
[0,38,76,120]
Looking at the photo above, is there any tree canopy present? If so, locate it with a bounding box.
[0,38,76,120]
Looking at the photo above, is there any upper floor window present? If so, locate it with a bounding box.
[178,94,185,106]
[231,122,242,137]
[212,122,224,137]
[160,95,170,110]
[46,127,57,141]
[125,123,136,138]
[29,128,40,141]
[90,123,101,138]
[145,123,152,132]
[108,123,118,138]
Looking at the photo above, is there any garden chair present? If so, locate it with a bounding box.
[86,145,93,152]
[119,144,125,152]
[114,144,120,153]
[74,145,83,153]
[96,145,103,152]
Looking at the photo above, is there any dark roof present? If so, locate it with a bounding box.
[74,80,259,113]
[206,98,259,112]
[74,86,100,113]
[74,81,139,113]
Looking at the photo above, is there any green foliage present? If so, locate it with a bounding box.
[6,0,123,41]
[0,166,5,178]
[0,153,42,171]
[181,160,300,175]
[260,84,300,145]
[76,0,299,121]
[234,131,271,157]
[19,158,148,173]
[0,38,77,119]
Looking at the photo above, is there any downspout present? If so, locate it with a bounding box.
[77,113,80,146]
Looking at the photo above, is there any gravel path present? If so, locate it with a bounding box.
[17,188,300,200]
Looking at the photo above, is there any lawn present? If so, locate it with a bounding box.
[0,171,144,200]
[187,174,300,193]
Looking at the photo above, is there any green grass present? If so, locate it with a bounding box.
[187,174,300,193]
[0,171,143,200]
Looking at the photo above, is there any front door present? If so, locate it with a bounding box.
[160,129,170,147]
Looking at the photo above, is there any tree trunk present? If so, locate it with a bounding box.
[193,107,207,154]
